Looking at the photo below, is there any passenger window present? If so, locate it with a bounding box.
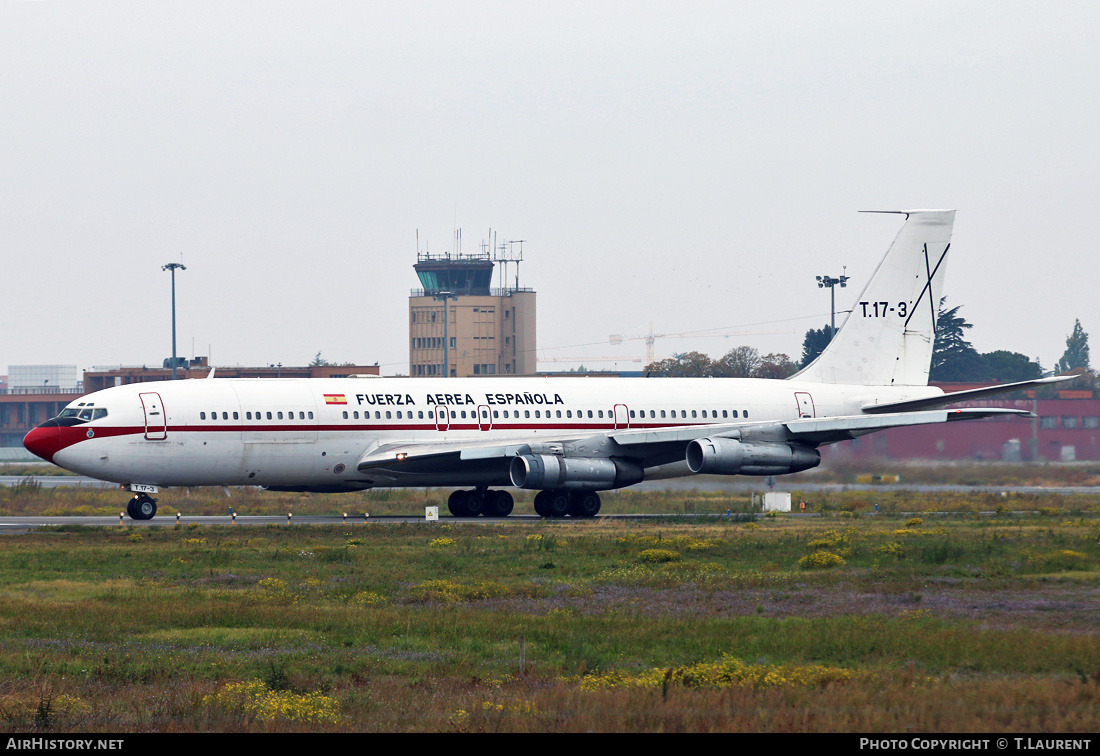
[744,410,749,418]
[246,412,252,420]
[419,411,425,419]
[556,410,562,418]
[278,412,284,420]
[731,410,738,418]
[386,411,392,419]
[692,410,697,418]
[308,412,314,419]
[233,412,239,420]
[222,412,229,420]
[200,412,206,420]
[723,410,728,418]
[587,410,593,418]
[299,412,305,420]
[701,410,706,418]
[397,411,403,419]
[342,411,348,419]
[681,410,687,418]
[375,411,381,419]
[660,410,666,418]
[650,410,656,418]
[353,411,359,419]
[566,410,572,418]
[450,411,456,419]
[524,410,530,418]
[629,410,635,418]
[493,410,499,418]
[266,412,272,420]
[535,410,540,419]
[596,410,602,418]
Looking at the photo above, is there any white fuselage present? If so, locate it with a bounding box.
[39,376,939,489]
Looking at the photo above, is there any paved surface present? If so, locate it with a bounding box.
[4,475,1099,495]
[0,512,776,530]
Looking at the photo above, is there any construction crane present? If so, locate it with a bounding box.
[537,355,644,364]
[609,322,795,365]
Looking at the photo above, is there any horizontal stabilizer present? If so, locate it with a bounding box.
[861,375,1077,414]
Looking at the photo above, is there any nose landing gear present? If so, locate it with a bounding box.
[127,493,158,521]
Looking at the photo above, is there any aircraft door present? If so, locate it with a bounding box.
[435,405,450,432]
[477,405,492,431]
[139,392,168,440]
[794,392,816,419]
[613,403,630,430]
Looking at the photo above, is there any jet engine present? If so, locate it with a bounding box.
[509,454,644,490]
[685,437,820,476]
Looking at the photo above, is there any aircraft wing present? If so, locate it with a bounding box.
[355,407,1031,479]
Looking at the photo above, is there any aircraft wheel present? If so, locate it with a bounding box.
[464,490,486,517]
[126,498,139,519]
[132,494,157,521]
[547,490,571,518]
[484,490,514,518]
[570,491,601,518]
[447,490,469,517]
[532,490,552,518]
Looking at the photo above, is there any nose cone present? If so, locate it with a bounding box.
[23,420,62,463]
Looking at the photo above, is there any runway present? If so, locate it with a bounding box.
[0,512,771,531]
[4,475,1099,496]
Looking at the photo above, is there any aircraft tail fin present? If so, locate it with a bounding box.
[792,210,955,386]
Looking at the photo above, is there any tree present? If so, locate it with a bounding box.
[753,353,799,379]
[644,351,714,377]
[1056,319,1091,374]
[715,346,762,378]
[930,299,985,382]
[980,350,1041,383]
[309,351,330,367]
[800,325,833,368]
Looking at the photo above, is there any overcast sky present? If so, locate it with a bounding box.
[2,1,1097,380]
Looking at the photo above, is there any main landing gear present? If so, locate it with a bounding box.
[126,493,158,521]
[447,489,515,518]
[532,490,601,519]
[446,489,600,518]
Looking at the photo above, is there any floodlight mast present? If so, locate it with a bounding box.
[815,267,849,337]
[162,263,187,380]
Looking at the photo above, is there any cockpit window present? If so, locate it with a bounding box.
[57,406,108,423]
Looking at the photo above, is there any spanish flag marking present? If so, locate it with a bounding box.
[324,394,348,405]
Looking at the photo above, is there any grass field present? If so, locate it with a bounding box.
[0,484,1098,732]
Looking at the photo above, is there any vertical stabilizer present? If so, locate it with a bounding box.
[792,210,954,386]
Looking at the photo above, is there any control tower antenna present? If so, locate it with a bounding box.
[493,239,525,292]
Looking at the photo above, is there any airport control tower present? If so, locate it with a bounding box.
[409,237,536,377]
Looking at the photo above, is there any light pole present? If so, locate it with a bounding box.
[433,291,454,378]
[816,268,849,337]
[162,263,187,380]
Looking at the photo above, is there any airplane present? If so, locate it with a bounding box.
[23,209,1071,520]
